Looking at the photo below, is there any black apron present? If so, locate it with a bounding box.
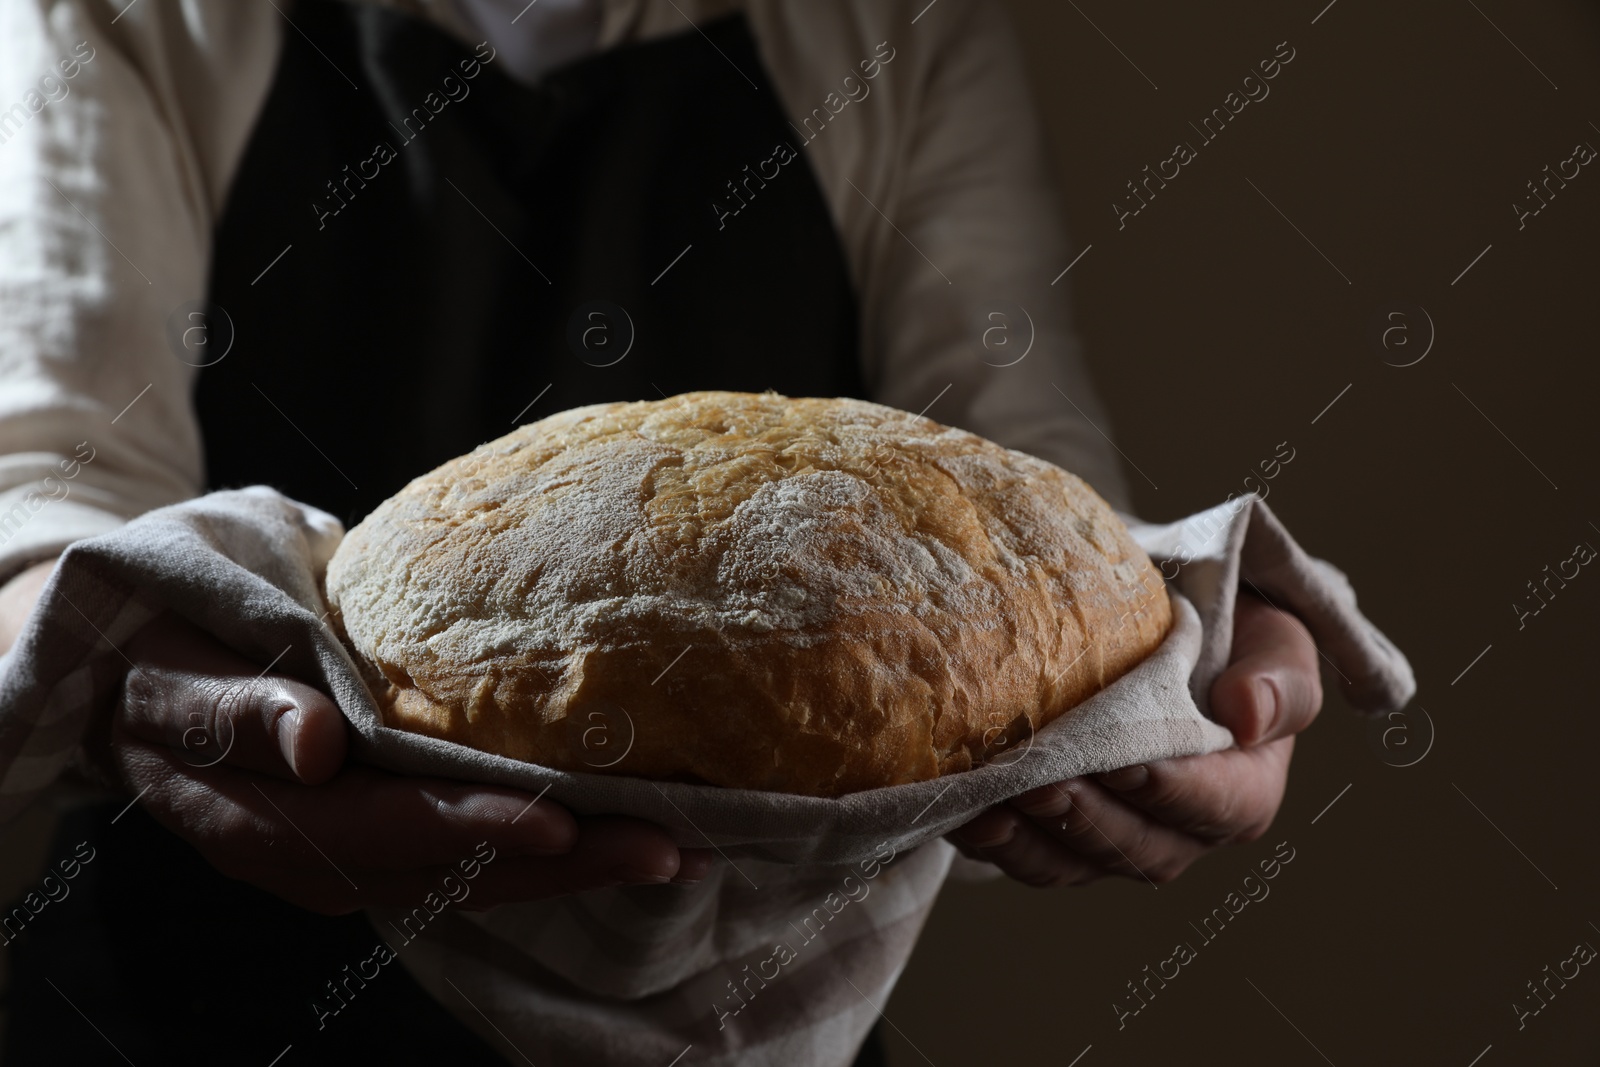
[198,0,864,526]
[3,3,887,1064]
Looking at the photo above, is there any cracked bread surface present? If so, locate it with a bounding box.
[324,391,1170,796]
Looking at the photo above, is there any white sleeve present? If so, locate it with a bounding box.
[754,0,1133,512]
[0,0,281,581]
[867,0,1130,509]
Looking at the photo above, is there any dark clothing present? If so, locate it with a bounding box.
[197,1,863,528]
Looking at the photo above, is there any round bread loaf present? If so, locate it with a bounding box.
[324,391,1171,797]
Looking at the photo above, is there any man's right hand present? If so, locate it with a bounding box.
[94,612,713,915]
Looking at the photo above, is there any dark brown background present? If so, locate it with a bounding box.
[882,1,1600,1064]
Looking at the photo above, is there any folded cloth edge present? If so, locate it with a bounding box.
[0,489,1416,865]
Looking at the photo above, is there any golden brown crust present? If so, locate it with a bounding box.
[324,392,1170,796]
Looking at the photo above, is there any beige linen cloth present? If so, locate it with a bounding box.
[0,486,1412,1065]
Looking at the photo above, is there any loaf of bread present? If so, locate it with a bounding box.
[324,391,1170,796]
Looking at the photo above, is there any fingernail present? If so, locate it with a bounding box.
[612,866,673,885]
[670,852,712,885]
[276,705,302,777]
[1098,764,1148,792]
[671,850,718,885]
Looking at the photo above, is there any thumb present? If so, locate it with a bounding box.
[118,616,348,784]
[1208,593,1324,747]
[120,665,348,784]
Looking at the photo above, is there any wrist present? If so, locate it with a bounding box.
[0,556,60,654]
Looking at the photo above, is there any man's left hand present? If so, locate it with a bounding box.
[946,592,1323,887]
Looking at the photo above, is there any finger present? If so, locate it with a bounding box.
[1010,778,1210,884]
[241,824,704,915]
[371,817,689,903]
[461,844,703,905]
[1210,593,1324,746]
[119,662,348,784]
[1090,737,1294,843]
[118,611,348,783]
[949,813,1103,888]
[554,814,689,885]
[114,739,580,871]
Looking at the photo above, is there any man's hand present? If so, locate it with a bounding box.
[94,612,714,914]
[947,592,1322,887]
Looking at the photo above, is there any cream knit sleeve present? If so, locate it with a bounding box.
[0,0,282,581]
[751,0,1133,511]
